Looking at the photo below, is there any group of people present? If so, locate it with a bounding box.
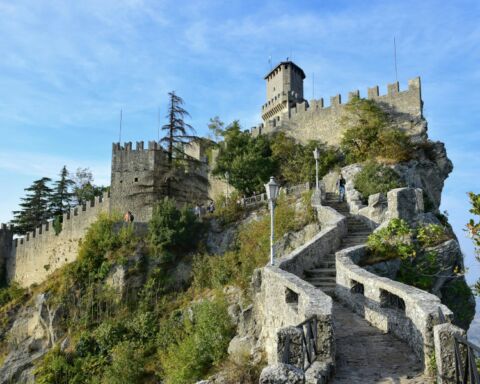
[194,200,215,219]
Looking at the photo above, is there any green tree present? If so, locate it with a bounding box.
[161,91,197,165]
[207,116,224,142]
[50,166,75,234]
[467,192,480,294]
[354,162,404,201]
[340,96,412,163]
[270,132,340,185]
[148,198,199,262]
[72,167,107,205]
[213,121,276,194]
[11,177,53,235]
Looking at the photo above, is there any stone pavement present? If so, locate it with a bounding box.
[329,301,432,384]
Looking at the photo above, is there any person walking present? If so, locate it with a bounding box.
[124,210,134,223]
[337,174,346,202]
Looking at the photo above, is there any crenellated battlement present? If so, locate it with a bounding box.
[4,191,112,287]
[254,77,423,145]
[12,191,110,250]
[112,140,169,153]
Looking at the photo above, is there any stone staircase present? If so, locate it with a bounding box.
[304,192,372,295]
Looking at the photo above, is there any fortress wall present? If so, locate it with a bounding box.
[262,77,423,146]
[6,192,110,287]
[0,224,13,284]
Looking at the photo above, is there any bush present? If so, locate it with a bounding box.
[0,282,25,308]
[194,194,315,290]
[74,213,138,282]
[354,162,404,201]
[148,198,199,261]
[213,191,244,225]
[160,298,234,384]
[102,341,146,384]
[366,219,415,262]
[340,96,413,163]
[417,224,450,248]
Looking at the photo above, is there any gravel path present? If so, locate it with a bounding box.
[329,301,433,384]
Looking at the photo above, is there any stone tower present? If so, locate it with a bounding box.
[110,140,210,222]
[261,61,306,124]
[110,141,170,222]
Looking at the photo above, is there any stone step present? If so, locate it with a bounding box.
[306,276,336,283]
[305,268,336,276]
[315,261,336,268]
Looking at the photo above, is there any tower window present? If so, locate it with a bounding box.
[120,180,123,183]
[134,177,138,182]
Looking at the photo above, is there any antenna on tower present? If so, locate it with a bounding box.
[119,108,123,143]
[312,73,315,100]
[268,55,272,70]
[394,37,398,82]
[157,107,161,142]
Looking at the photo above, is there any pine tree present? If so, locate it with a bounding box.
[51,166,74,217]
[11,177,53,235]
[161,91,198,164]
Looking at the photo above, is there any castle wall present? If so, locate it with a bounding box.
[5,193,110,288]
[0,224,13,285]
[254,77,424,146]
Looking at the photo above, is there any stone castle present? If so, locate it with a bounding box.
[0,61,425,288]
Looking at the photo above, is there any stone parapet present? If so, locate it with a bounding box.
[335,244,453,375]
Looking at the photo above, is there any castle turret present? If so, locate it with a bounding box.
[261,61,306,123]
[0,224,13,285]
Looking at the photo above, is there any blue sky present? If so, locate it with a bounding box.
[0,1,479,284]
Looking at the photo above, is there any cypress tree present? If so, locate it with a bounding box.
[161,91,198,164]
[51,166,74,217]
[11,177,53,235]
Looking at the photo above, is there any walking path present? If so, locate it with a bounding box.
[306,193,432,383]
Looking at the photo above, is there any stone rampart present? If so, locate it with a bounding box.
[4,192,111,287]
[254,202,346,373]
[252,77,423,146]
[254,267,334,366]
[335,244,453,374]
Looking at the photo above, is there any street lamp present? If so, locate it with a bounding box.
[313,147,320,191]
[265,176,280,266]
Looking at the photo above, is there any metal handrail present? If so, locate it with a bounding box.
[453,334,480,383]
[281,316,319,371]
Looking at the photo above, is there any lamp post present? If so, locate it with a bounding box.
[313,147,320,191]
[265,176,280,266]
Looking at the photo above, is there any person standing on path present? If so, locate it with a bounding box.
[337,174,346,202]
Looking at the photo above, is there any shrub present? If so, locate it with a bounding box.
[148,198,199,261]
[213,191,244,225]
[102,341,146,384]
[160,298,235,384]
[194,195,315,290]
[417,224,450,248]
[0,282,25,308]
[340,96,413,163]
[396,250,440,291]
[366,219,415,262]
[354,162,404,201]
[74,213,137,282]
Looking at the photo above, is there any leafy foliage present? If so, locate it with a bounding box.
[147,198,199,261]
[340,96,413,163]
[214,121,276,194]
[193,194,315,290]
[354,162,404,201]
[213,191,244,225]
[160,297,235,384]
[0,282,26,308]
[367,219,455,291]
[467,192,480,294]
[270,132,341,185]
[74,213,138,283]
[72,167,107,206]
